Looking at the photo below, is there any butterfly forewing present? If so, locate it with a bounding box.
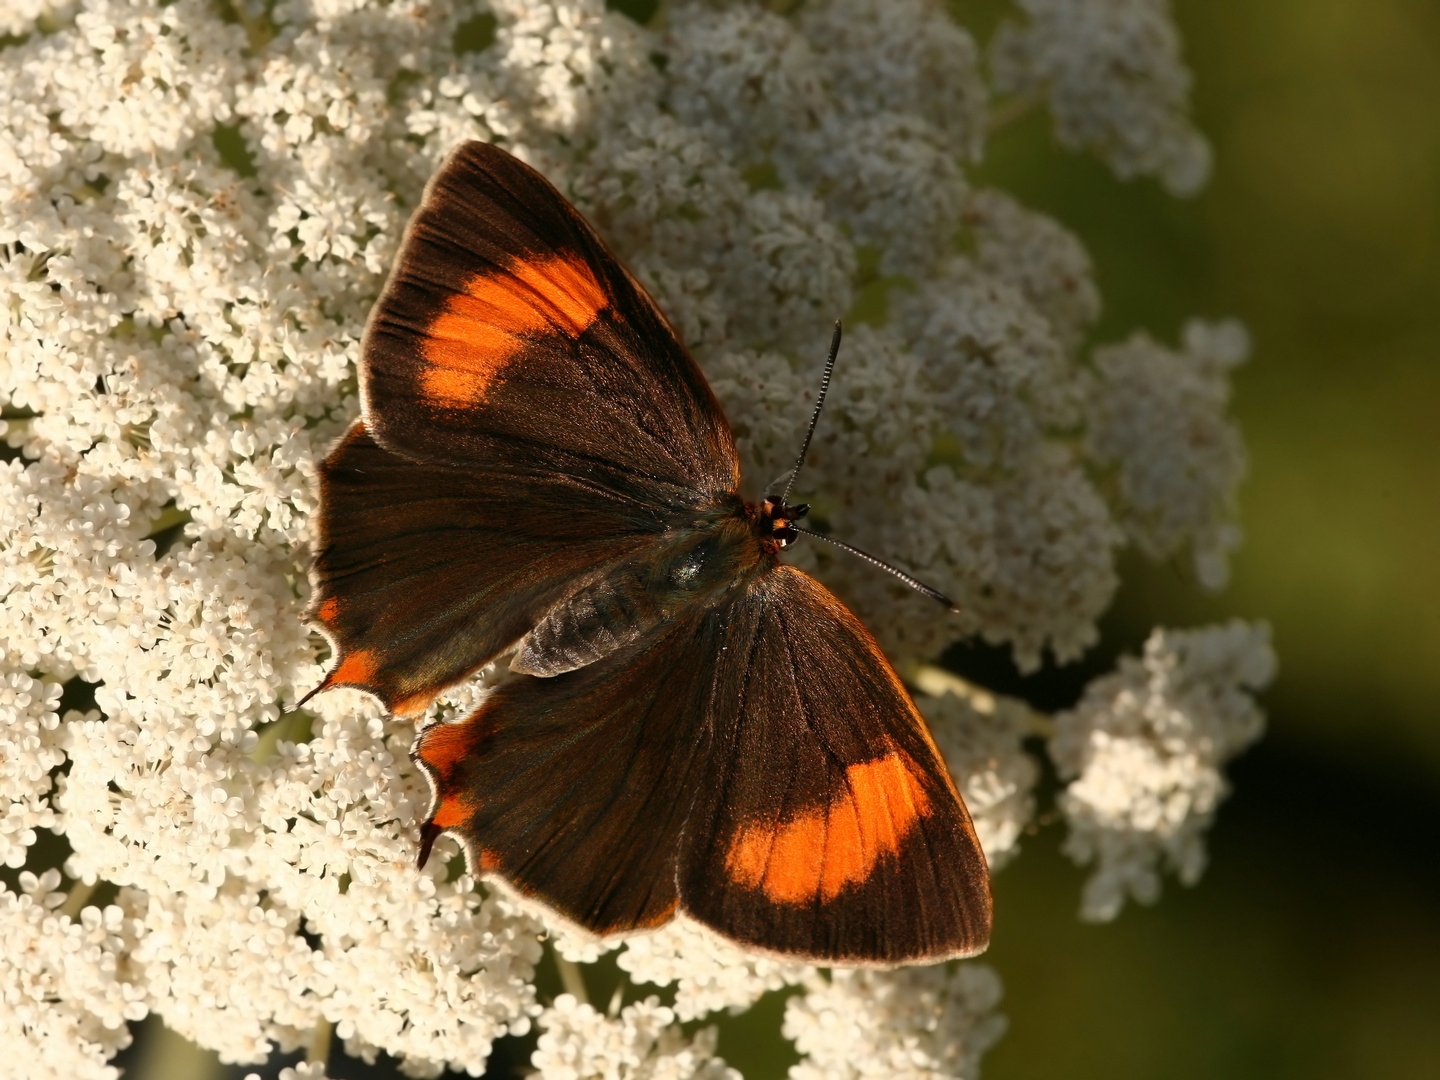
[309,423,674,714]
[311,141,743,713]
[362,141,738,494]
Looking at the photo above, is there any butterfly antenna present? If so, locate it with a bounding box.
[778,320,843,506]
[794,526,957,611]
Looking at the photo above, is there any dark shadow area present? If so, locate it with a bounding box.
[984,731,1440,1080]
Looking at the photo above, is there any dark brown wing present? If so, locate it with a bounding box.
[413,564,990,963]
[308,140,742,713]
[362,140,738,495]
[678,566,991,963]
[307,422,678,715]
[412,603,725,932]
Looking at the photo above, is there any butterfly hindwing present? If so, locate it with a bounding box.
[412,604,727,933]
[678,566,992,963]
[413,563,990,963]
[363,141,738,494]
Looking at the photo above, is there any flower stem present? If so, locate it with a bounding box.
[60,877,99,920]
[988,94,1042,134]
[554,953,589,1005]
[307,1018,332,1066]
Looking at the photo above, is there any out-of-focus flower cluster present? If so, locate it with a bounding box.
[1086,319,1251,589]
[991,0,1213,195]
[531,994,738,1080]
[245,1063,329,1080]
[0,0,1269,1077]
[784,965,1007,1080]
[1051,622,1276,920]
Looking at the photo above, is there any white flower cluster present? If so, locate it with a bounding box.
[0,0,1263,1076]
[0,869,145,1080]
[0,674,64,869]
[1086,319,1251,589]
[616,915,811,1021]
[783,964,1007,1080]
[245,1063,329,1080]
[532,994,737,1080]
[914,668,1041,873]
[1051,622,1277,920]
[991,0,1213,195]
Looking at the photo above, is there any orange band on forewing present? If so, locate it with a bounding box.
[725,748,932,904]
[511,252,609,333]
[420,253,609,406]
[421,315,524,404]
[316,596,341,624]
[330,647,378,687]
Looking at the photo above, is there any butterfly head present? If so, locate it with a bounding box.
[759,496,809,549]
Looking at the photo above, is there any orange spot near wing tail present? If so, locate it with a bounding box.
[391,690,439,719]
[415,715,486,776]
[297,643,378,709]
[725,747,932,904]
[430,794,476,829]
[420,253,609,406]
[417,716,490,857]
[328,647,378,687]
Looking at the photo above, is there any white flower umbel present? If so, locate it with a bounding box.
[991,0,1213,195]
[784,964,1007,1080]
[1051,622,1277,920]
[0,674,65,869]
[0,870,147,1080]
[532,994,738,1080]
[913,668,1041,872]
[1,0,1256,1075]
[245,1064,329,1080]
[617,915,811,1022]
[1086,320,1251,589]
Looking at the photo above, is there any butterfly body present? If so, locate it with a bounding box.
[307,141,991,964]
[511,497,767,677]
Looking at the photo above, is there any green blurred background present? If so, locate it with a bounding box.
[116,0,1440,1076]
[951,0,1440,1077]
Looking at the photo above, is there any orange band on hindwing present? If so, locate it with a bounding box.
[724,746,933,904]
[421,254,609,406]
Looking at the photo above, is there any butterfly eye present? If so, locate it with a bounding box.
[790,503,810,520]
[774,524,798,547]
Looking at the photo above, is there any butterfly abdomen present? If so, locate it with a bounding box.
[510,501,769,678]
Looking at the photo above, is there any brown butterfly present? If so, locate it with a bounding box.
[304,141,990,963]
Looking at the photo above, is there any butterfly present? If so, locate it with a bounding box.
[304,140,991,964]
